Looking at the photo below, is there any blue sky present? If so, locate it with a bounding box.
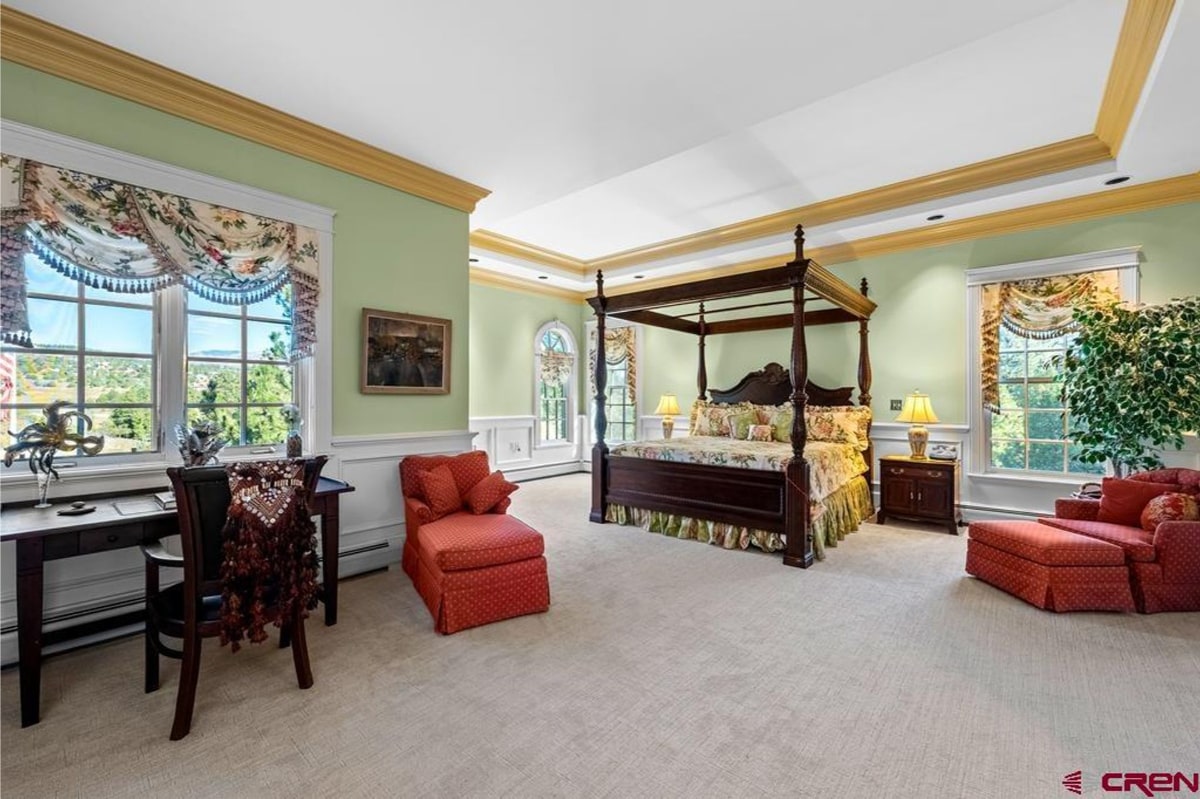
[23,255,288,359]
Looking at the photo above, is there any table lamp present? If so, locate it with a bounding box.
[895,390,938,459]
[654,393,681,438]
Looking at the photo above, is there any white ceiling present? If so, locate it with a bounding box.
[8,0,1199,292]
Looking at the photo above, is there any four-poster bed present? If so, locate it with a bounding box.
[587,224,876,568]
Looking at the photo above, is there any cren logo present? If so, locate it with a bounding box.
[1063,770,1084,795]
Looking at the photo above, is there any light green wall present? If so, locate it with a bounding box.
[1,61,469,436]
[469,283,586,417]
[641,203,1200,424]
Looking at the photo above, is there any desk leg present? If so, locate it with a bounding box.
[321,503,339,626]
[15,537,44,727]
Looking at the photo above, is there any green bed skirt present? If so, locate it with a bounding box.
[604,475,874,561]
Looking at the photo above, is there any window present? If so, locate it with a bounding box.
[967,248,1139,478]
[2,254,158,456]
[186,289,294,447]
[1,255,297,462]
[0,128,332,477]
[603,357,637,443]
[990,325,1100,474]
[534,322,575,445]
[535,321,576,443]
[587,324,639,444]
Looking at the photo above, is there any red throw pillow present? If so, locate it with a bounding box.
[1097,477,1179,527]
[1140,492,1200,532]
[420,464,463,518]
[464,470,519,514]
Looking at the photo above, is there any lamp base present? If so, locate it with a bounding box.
[662,417,675,439]
[907,424,929,459]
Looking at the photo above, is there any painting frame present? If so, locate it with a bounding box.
[360,308,452,395]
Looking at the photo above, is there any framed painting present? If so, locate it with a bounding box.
[360,308,451,394]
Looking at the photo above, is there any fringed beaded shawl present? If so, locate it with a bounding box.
[220,460,319,651]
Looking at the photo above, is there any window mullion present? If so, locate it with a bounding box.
[158,286,186,455]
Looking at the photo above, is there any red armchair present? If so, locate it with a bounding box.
[1043,469,1200,613]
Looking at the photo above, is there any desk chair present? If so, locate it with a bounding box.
[143,457,327,740]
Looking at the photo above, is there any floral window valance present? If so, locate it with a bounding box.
[0,155,320,360]
[588,326,637,404]
[539,351,574,386]
[980,270,1120,412]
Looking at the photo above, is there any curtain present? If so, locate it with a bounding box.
[980,270,1119,412]
[538,350,574,386]
[587,326,637,403]
[0,155,320,359]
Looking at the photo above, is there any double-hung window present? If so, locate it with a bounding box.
[0,125,331,476]
[966,248,1140,478]
[534,322,576,445]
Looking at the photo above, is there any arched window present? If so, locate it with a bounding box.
[535,321,575,444]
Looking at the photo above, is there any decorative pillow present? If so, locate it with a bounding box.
[465,470,520,514]
[810,405,872,450]
[420,464,463,518]
[689,401,756,437]
[1139,492,1200,532]
[726,410,759,440]
[747,424,773,442]
[804,407,861,446]
[762,405,794,443]
[1097,477,1180,527]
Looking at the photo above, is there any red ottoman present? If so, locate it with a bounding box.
[412,512,550,634]
[966,520,1135,612]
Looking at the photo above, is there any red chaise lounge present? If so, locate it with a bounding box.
[967,469,1200,613]
[399,451,550,633]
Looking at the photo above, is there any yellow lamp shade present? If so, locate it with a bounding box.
[895,391,939,424]
[654,394,681,416]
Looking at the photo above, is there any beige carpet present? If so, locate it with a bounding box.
[2,473,1198,798]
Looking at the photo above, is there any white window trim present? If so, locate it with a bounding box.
[964,246,1141,481]
[0,119,335,485]
[532,320,577,450]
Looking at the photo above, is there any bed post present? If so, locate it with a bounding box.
[858,278,874,484]
[697,302,708,400]
[784,225,814,569]
[590,270,610,524]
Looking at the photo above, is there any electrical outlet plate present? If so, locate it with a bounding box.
[890,399,903,411]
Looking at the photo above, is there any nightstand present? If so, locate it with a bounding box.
[877,455,961,535]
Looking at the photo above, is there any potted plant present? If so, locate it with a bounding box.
[1060,296,1199,477]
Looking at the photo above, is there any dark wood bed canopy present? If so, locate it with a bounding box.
[586,224,877,568]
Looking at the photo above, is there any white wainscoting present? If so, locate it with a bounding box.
[469,415,589,480]
[0,429,476,666]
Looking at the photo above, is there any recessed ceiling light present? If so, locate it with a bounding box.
[537,275,549,280]
[1104,176,1131,186]
[926,214,945,222]
[634,275,644,279]
[468,257,479,263]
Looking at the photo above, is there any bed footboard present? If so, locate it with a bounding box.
[597,454,814,567]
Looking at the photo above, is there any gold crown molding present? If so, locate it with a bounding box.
[1095,0,1176,155]
[468,230,587,274]
[470,268,585,302]
[587,135,1112,272]
[604,174,1199,297]
[0,7,490,213]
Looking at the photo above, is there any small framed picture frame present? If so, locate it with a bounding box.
[927,442,959,461]
[361,308,451,395]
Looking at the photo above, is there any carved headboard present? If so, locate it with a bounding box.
[708,362,856,406]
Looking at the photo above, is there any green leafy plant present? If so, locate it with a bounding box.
[1060,296,1200,477]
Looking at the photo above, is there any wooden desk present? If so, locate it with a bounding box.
[0,476,354,728]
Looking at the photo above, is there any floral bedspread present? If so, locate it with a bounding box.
[610,436,867,503]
